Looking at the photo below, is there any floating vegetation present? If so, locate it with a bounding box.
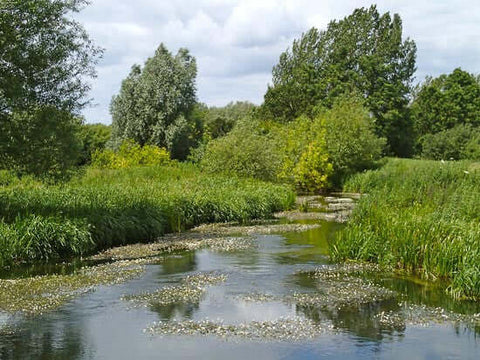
[0,260,145,315]
[375,303,480,329]
[290,280,396,310]
[0,325,16,336]
[90,235,255,261]
[123,272,227,308]
[237,293,280,303]
[192,223,321,235]
[147,317,334,341]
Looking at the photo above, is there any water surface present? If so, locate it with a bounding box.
[0,218,479,359]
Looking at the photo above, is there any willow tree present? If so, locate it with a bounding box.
[110,44,199,159]
[0,0,102,176]
[262,5,417,157]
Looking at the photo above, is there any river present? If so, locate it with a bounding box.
[0,195,479,359]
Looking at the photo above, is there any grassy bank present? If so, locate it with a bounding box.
[331,158,480,299]
[0,164,294,268]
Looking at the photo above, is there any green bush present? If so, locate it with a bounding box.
[78,123,111,165]
[272,115,333,192]
[92,139,171,169]
[201,118,282,181]
[420,124,480,160]
[293,140,333,192]
[323,97,386,186]
[0,106,82,178]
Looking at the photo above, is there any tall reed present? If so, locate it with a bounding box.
[0,163,294,268]
[331,158,480,299]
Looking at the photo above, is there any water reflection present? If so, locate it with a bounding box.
[160,251,197,275]
[0,315,88,360]
[1,215,479,359]
[150,301,200,321]
[274,221,342,265]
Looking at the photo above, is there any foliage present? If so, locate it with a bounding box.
[412,68,480,139]
[201,118,282,181]
[0,0,101,113]
[91,140,170,169]
[0,107,82,178]
[78,123,111,165]
[420,124,480,160]
[0,0,102,176]
[262,5,416,157]
[293,140,333,192]
[110,45,199,159]
[203,101,257,139]
[323,97,386,186]
[0,164,294,268]
[271,115,332,192]
[332,158,480,299]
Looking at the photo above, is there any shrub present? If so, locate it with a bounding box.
[201,118,282,181]
[78,123,111,165]
[92,140,170,169]
[293,140,333,192]
[420,124,480,160]
[272,116,333,192]
[323,97,386,186]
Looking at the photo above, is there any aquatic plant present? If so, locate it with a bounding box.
[331,158,480,299]
[0,163,294,268]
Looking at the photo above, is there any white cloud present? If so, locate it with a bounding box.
[76,0,480,123]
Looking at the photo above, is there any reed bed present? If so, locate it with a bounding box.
[331,158,480,299]
[0,164,294,268]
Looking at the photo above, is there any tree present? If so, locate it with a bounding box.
[77,123,112,165]
[204,101,257,139]
[0,0,102,175]
[323,97,385,186]
[412,68,480,139]
[1,107,83,177]
[262,5,417,157]
[110,44,199,159]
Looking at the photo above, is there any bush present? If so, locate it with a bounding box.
[78,123,111,165]
[201,118,282,181]
[293,140,333,192]
[92,140,170,169]
[420,124,480,160]
[272,115,333,192]
[323,97,386,186]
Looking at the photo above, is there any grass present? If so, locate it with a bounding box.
[330,158,480,299]
[0,163,295,268]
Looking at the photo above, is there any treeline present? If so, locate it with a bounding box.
[1,2,479,191]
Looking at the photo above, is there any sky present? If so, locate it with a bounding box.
[75,0,480,124]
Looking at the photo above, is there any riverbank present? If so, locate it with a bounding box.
[0,164,294,269]
[331,158,480,299]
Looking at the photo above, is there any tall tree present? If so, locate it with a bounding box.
[262,5,417,157]
[110,44,198,159]
[0,0,102,175]
[412,68,480,137]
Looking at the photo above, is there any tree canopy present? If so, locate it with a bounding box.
[412,68,480,137]
[0,0,102,176]
[110,44,198,159]
[261,5,417,157]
